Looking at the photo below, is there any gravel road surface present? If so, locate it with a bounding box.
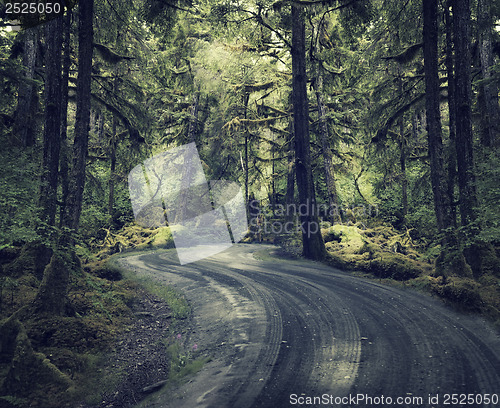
[119,244,500,408]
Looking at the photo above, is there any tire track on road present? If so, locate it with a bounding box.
[121,245,500,408]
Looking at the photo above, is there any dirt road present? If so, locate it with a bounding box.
[120,244,500,408]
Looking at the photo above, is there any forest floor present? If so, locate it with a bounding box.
[1,221,498,408]
[275,222,500,327]
[0,229,186,408]
[107,244,500,408]
[76,287,171,408]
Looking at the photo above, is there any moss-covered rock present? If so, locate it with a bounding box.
[323,224,428,281]
[368,252,422,281]
[463,242,500,278]
[33,253,70,316]
[26,316,117,352]
[93,264,123,281]
[0,316,72,403]
[435,249,473,278]
[430,277,482,310]
[151,226,175,248]
[357,240,379,258]
[2,242,52,280]
[326,252,354,270]
[325,225,365,252]
[321,228,342,244]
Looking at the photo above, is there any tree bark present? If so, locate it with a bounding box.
[243,93,250,218]
[399,135,408,220]
[13,27,38,147]
[314,64,340,224]
[422,0,450,231]
[477,0,500,147]
[108,69,120,217]
[38,16,63,227]
[292,5,326,260]
[108,118,118,217]
[63,0,94,231]
[285,116,295,224]
[59,11,72,228]
[397,65,408,221]
[453,0,478,227]
[175,91,200,224]
[33,254,69,315]
[445,1,457,228]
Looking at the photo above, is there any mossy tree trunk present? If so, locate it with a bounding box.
[444,1,457,229]
[59,10,72,228]
[108,67,120,217]
[422,0,451,232]
[291,5,326,260]
[62,0,94,231]
[314,64,340,225]
[175,90,200,224]
[38,16,63,227]
[477,0,500,147]
[33,254,70,316]
[243,92,250,219]
[453,0,478,228]
[12,27,38,147]
[285,115,295,224]
[0,316,71,398]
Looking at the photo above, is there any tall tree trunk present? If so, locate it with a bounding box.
[445,1,457,228]
[397,64,408,221]
[35,8,65,316]
[271,132,276,206]
[108,69,120,217]
[186,90,200,144]
[13,27,38,147]
[59,11,72,228]
[63,0,94,231]
[477,0,500,147]
[243,92,250,219]
[399,135,408,220]
[38,17,63,227]
[108,119,118,217]
[291,5,325,260]
[453,0,478,227]
[33,254,70,315]
[314,64,340,224]
[422,0,450,231]
[392,31,408,222]
[285,116,295,224]
[175,90,200,224]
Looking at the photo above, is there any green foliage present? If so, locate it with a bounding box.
[1,0,499,403]
[0,146,40,246]
[323,224,430,281]
[162,333,209,387]
[137,276,190,319]
[78,204,112,243]
[435,249,473,279]
[113,256,190,319]
[476,149,500,245]
[430,277,482,310]
[0,395,29,407]
[141,0,189,40]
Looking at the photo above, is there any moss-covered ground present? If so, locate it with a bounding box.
[263,220,500,329]
[0,223,192,408]
[320,222,500,328]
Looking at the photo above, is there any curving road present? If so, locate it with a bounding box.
[120,244,500,408]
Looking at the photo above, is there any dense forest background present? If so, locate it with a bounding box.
[0,0,499,406]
